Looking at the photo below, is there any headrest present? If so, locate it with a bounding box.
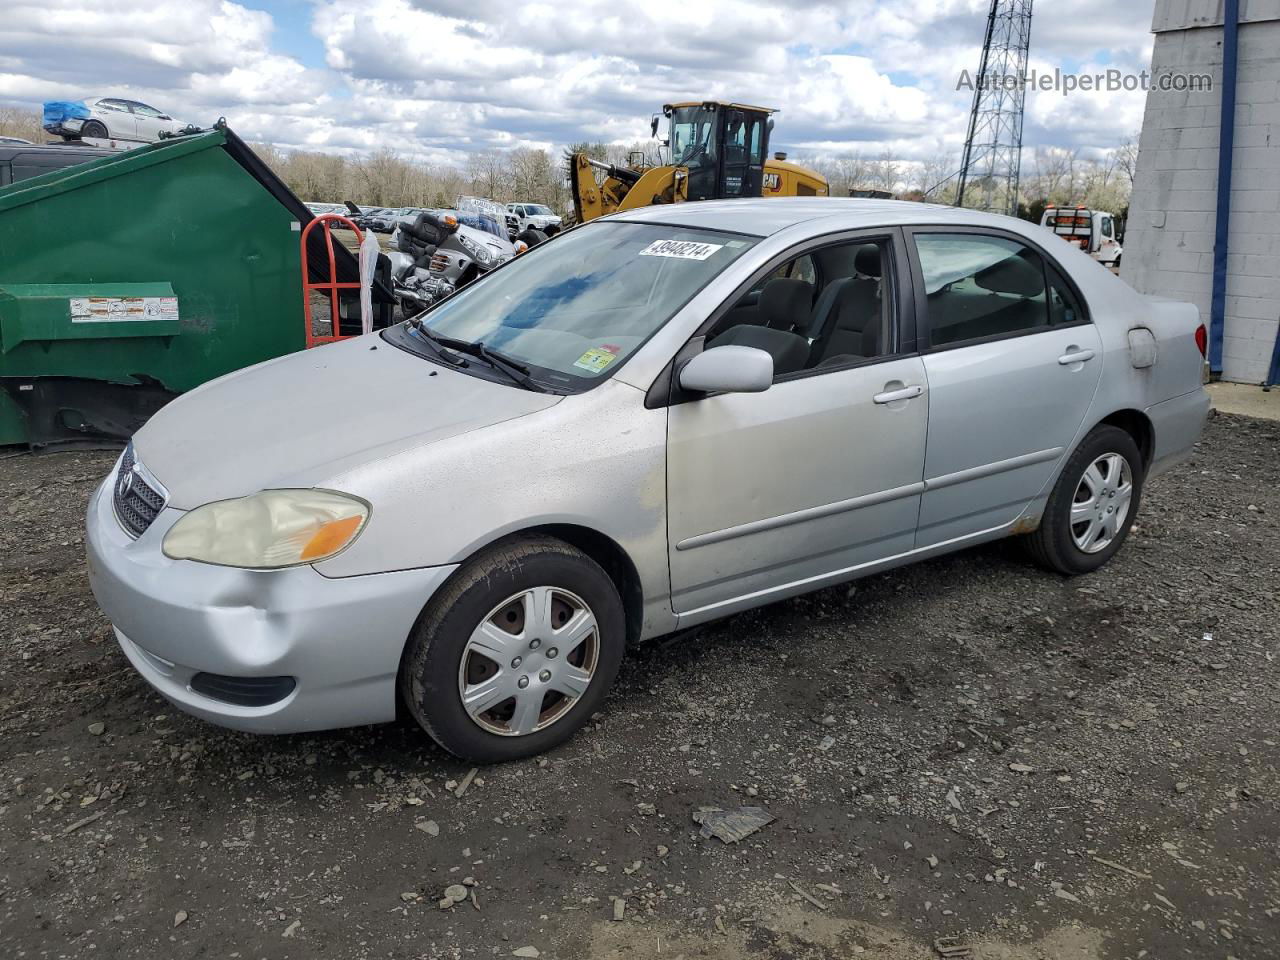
[832,278,881,333]
[854,244,883,278]
[807,277,855,340]
[975,252,1043,297]
[759,278,813,332]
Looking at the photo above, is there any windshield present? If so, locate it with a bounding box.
[457,196,507,238]
[669,105,718,170]
[526,204,553,215]
[399,222,757,390]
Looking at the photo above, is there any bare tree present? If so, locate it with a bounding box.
[1115,132,1140,186]
[0,107,42,143]
[1032,146,1081,204]
[869,150,901,195]
[465,150,511,201]
[914,151,959,203]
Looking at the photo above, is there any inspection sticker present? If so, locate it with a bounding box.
[638,239,724,261]
[573,344,621,374]
[70,296,179,323]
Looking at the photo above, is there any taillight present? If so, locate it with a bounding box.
[1194,324,1208,357]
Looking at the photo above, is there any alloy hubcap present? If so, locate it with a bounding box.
[457,586,599,737]
[1070,452,1133,554]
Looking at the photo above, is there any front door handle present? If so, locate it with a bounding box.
[873,384,924,404]
[1058,348,1096,365]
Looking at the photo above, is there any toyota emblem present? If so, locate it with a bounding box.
[117,465,136,499]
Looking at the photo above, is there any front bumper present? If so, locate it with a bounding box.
[85,475,457,733]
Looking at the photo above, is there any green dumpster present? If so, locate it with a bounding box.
[0,125,385,449]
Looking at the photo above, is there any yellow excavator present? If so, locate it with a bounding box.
[567,101,829,223]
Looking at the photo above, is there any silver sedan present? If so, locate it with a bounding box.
[86,198,1210,762]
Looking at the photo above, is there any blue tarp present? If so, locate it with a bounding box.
[43,100,89,132]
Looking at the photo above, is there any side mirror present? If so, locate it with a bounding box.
[678,345,773,394]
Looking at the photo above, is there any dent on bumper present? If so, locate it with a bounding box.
[85,477,457,733]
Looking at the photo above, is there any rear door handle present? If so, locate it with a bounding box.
[873,384,924,404]
[1058,348,1096,365]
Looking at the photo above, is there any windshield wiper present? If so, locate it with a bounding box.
[404,319,467,366]
[409,323,550,393]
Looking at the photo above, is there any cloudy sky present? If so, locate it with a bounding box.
[0,0,1157,165]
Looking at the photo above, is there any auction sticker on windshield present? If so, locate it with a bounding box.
[639,239,724,261]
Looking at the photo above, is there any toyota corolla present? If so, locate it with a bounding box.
[86,198,1210,762]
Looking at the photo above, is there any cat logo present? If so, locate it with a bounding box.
[763,173,781,192]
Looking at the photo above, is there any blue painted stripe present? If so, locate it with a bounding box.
[1208,0,1240,376]
[1267,324,1280,388]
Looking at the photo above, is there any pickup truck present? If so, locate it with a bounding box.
[506,202,562,237]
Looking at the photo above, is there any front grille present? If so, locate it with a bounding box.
[113,443,166,538]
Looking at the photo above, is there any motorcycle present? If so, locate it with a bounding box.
[387,209,521,315]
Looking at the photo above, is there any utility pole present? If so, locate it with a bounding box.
[956,0,1034,216]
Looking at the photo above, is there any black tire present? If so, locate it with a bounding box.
[1024,424,1144,575]
[543,223,561,237]
[400,537,625,762]
[81,119,107,139]
[517,227,548,247]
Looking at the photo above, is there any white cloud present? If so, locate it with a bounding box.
[0,0,1157,166]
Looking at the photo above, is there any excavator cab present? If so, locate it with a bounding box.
[664,102,773,202]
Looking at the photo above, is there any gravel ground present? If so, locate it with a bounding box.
[1,413,1277,960]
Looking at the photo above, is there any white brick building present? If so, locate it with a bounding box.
[1122,0,1280,385]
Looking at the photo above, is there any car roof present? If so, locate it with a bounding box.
[609,197,1034,239]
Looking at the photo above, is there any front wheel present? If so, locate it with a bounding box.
[400,537,625,762]
[1023,425,1144,575]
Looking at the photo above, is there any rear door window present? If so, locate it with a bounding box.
[916,233,1052,347]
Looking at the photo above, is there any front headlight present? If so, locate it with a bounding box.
[458,235,492,265]
[162,490,369,569]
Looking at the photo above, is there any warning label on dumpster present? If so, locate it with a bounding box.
[70,297,179,323]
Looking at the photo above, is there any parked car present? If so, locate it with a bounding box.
[305,202,348,217]
[507,202,562,235]
[85,198,1210,762]
[343,203,397,232]
[43,97,186,143]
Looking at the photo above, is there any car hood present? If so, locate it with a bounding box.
[133,333,561,510]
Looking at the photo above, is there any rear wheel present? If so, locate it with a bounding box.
[1024,425,1144,575]
[400,537,625,762]
[81,119,107,139]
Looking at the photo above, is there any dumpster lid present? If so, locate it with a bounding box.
[218,127,391,300]
[0,123,390,303]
